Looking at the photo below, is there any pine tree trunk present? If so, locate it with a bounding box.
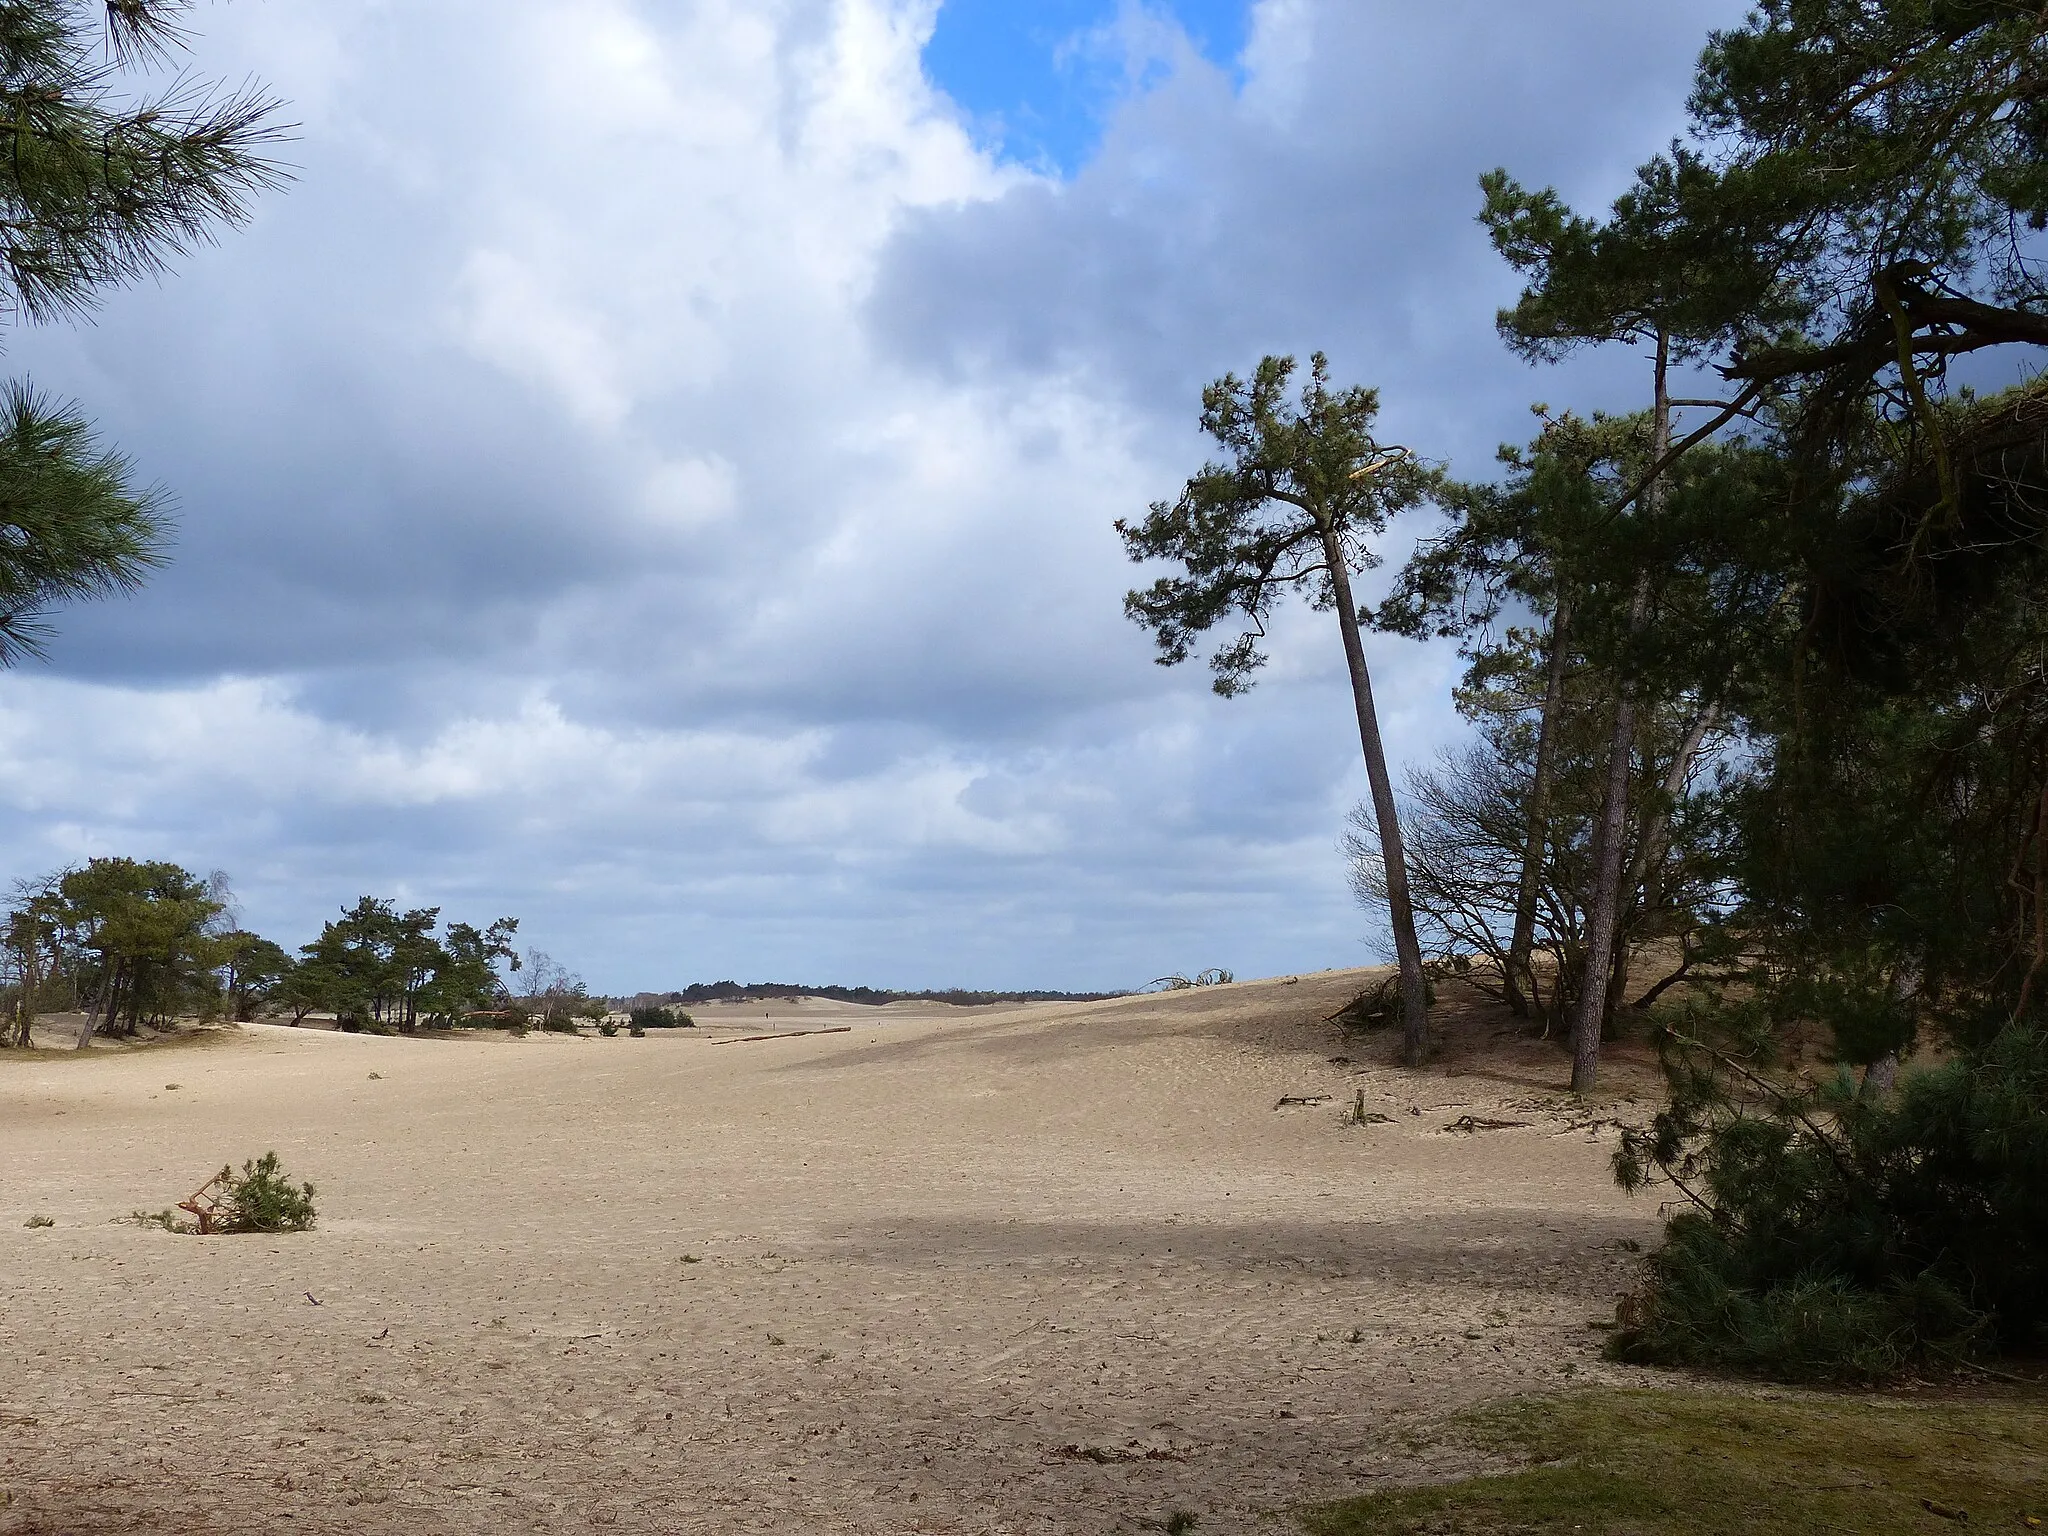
[1321,525,1430,1066]
[1624,702,1718,904]
[10,937,36,1048]
[1859,1051,1899,1099]
[1573,636,1644,1091]
[1603,700,1719,1026]
[74,957,118,1050]
[1570,330,1672,1093]
[1506,598,1572,1022]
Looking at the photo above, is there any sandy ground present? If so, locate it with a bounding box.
[0,970,1669,1534]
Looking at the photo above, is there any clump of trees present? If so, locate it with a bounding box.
[2,858,239,1046]
[628,1004,694,1030]
[0,858,539,1044]
[1127,0,2048,1378]
[288,899,520,1033]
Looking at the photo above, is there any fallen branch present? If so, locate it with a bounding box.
[1444,1115,1531,1134]
[1046,1443,1188,1465]
[1347,1088,1392,1125]
[1274,1094,1332,1109]
[710,1027,854,1046]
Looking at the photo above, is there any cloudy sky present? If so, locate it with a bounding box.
[0,0,1747,993]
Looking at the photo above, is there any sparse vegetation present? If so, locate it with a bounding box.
[658,982,1121,1007]
[1300,1388,2048,1535]
[629,1005,694,1030]
[1608,1019,2048,1381]
[1329,970,1437,1034]
[201,1152,317,1235]
[23,1213,52,1228]
[1149,969,1234,991]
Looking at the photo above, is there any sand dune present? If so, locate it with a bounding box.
[0,970,1663,1534]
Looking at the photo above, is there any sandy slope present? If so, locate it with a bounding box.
[0,970,1665,1534]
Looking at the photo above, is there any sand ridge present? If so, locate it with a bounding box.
[0,969,1664,1534]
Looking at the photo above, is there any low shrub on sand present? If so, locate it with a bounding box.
[1610,1020,2048,1381]
[629,1005,694,1030]
[214,1152,317,1233]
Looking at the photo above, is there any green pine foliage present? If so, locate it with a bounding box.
[1611,1019,2048,1380]
[0,0,286,655]
[218,1152,316,1234]
[0,384,167,662]
[628,1005,694,1029]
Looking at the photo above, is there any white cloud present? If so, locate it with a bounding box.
[453,249,633,430]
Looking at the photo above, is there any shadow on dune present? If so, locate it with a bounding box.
[766,978,1371,1077]
[823,1207,1650,1289]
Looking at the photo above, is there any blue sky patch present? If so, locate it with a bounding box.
[923,0,1250,177]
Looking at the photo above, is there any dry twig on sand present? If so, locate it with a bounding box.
[711,1027,854,1046]
[1444,1115,1531,1134]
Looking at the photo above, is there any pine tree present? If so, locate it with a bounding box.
[1118,354,1439,1065]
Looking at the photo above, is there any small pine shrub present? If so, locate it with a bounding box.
[629,1005,694,1030]
[1612,1019,2048,1381]
[598,1018,619,1037]
[218,1152,317,1234]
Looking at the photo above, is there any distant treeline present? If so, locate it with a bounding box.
[645,981,1125,1008]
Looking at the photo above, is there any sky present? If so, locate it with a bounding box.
[0,0,1752,994]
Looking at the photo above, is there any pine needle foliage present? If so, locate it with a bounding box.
[1611,1017,2048,1381]
[217,1150,315,1234]
[0,381,164,659]
[0,1,289,326]
[1116,353,1436,697]
[0,1,286,655]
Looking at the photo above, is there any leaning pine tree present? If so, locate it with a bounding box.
[1117,353,1437,1065]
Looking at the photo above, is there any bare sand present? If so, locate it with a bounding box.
[0,970,1667,1534]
